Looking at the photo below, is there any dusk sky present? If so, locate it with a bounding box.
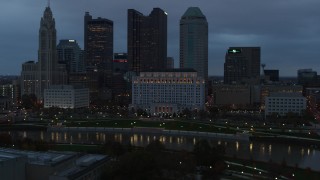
[0,0,319,76]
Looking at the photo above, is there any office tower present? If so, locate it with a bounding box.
[297,69,319,86]
[128,8,167,74]
[84,12,113,97]
[180,7,208,81]
[37,6,67,98]
[224,47,261,84]
[21,6,67,99]
[113,53,129,101]
[113,53,128,73]
[57,40,85,73]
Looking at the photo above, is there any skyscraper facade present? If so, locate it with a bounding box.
[127,8,167,74]
[224,47,261,84]
[84,12,113,97]
[180,7,208,81]
[57,40,85,73]
[21,6,67,99]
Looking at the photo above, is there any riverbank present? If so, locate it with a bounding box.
[250,135,320,148]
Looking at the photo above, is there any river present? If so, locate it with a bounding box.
[6,130,320,171]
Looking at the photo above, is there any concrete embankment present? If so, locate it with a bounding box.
[47,126,250,141]
[250,135,320,147]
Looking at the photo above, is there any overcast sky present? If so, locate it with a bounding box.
[0,0,319,76]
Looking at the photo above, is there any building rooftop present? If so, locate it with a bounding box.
[0,148,77,166]
[269,92,303,97]
[182,7,205,18]
[46,85,87,90]
[52,154,110,179]
[142,68,197,73]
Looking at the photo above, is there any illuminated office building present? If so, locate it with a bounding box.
[128,8,167,73]
[224,47,260,84]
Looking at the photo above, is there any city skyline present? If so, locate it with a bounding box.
[1,0,320,76]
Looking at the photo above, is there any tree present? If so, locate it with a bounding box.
[181,108,191,119]
[102,151,158,180]
[103,141,126,158]
[0,133,12,147]
[198,109,208,120]
[145,139,165,153]
[193,139,213,166]
[208,106,219,118]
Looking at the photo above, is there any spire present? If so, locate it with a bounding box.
[48,0,50,7]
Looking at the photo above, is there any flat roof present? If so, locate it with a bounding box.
[53,154,110,178]
[142,68,197,73]
[0,148,77,166]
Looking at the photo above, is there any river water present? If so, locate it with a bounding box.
[6,130,320,171]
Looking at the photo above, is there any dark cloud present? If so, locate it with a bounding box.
[0,0,319,76]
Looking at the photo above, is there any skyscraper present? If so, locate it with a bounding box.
[21,5,67,99]
[57,40,85,73]
[84,12,113,97]
[224,47,261,84]
[127,8,167,74]
[180,7,208,81]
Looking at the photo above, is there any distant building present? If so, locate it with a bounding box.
[297,69,319,86]
[212,85,260,108]
[305,88,320,114]
[264,69,279,82]
[57,39,85,73]
[131,69,205,115]
[113,53,129,99]
[166,57,174,69]
[113,53,128,73]
[180,7,208,81]
[224,47,261,85]
[84,12,113,98]
[44,85,89,109]
[260,85,303,110]
[20,6,67,100]
[0,96,12,111]
[21,61,38,96]
[128,8,167,74]
[0,84,16,106]
[265,92,306,118]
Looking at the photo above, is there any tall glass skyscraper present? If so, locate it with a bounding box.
[84,12,113,97]
[180,7,208,81]
[127,8,167,74]
[224,47,261,84]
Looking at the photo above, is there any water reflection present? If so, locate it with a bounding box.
[5,130,320,171]
[268,144,272,156]
[288,146,291,155]
[236,141,239,152]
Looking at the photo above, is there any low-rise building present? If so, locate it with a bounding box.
[49,154,110,180]
[0,96,12,111]
[211,84,260,108]
[0,151,27,180]
[44,85,89,109]
[0,148,110,180]
[260,85,303,110]
[265,92,306,118]
[131,69,205,115]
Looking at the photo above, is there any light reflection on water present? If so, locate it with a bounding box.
[7,130,320,171]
